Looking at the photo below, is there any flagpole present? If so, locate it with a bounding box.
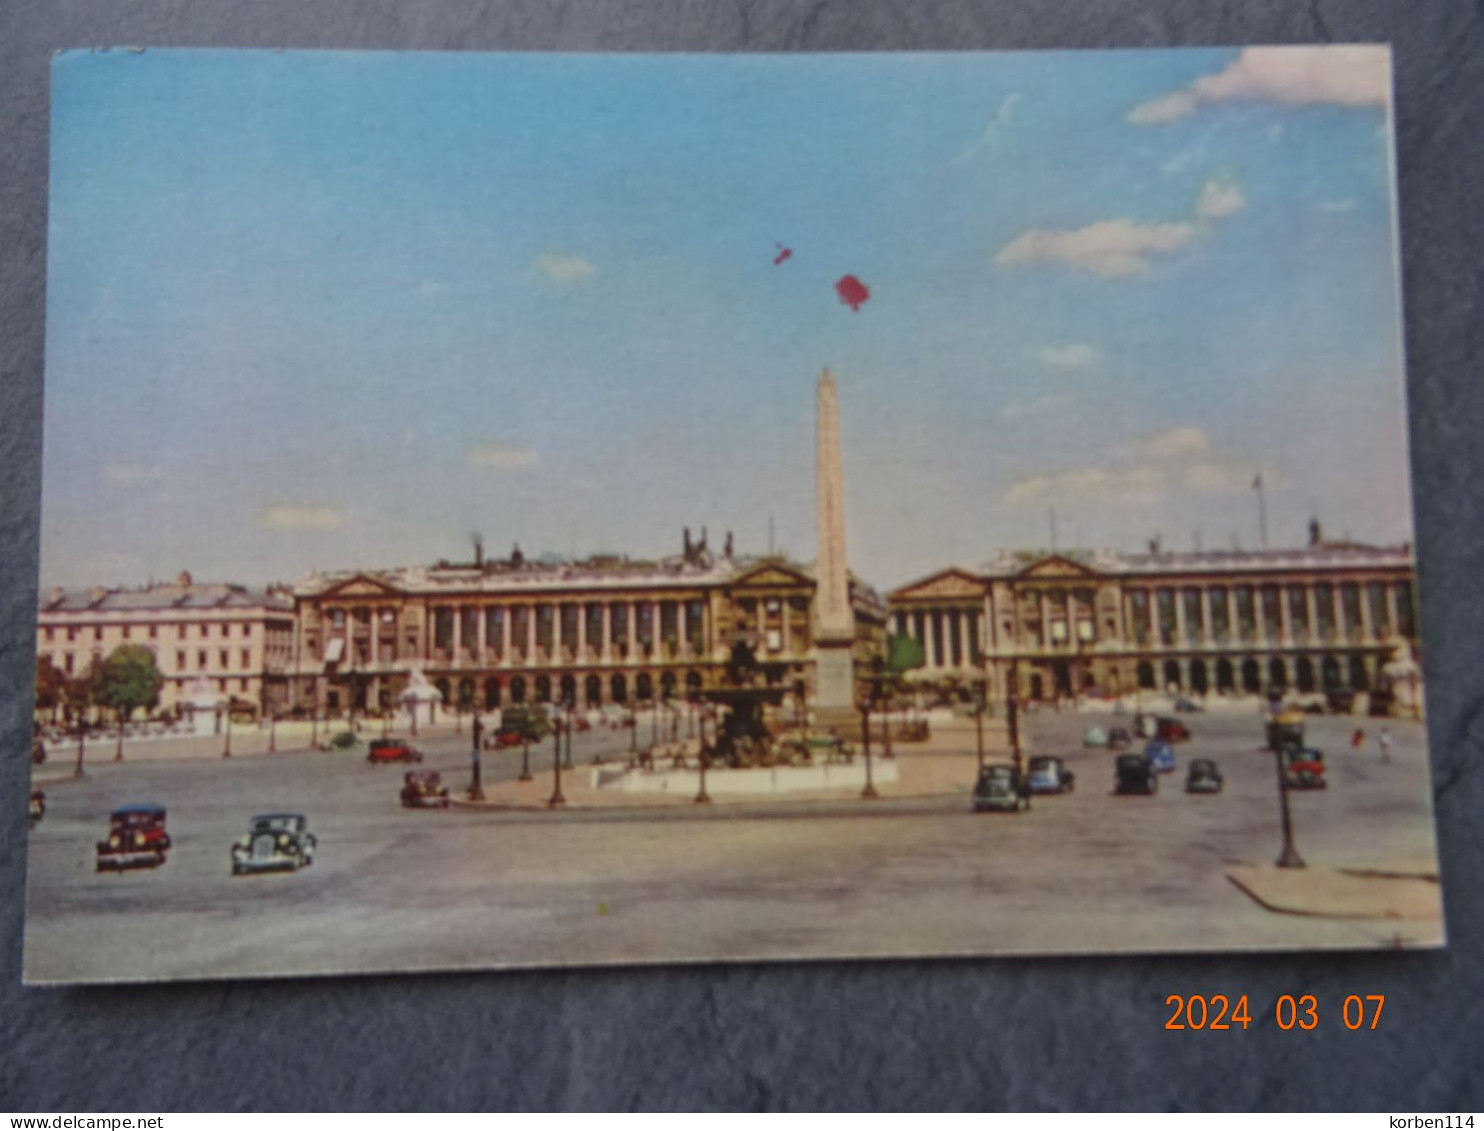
[1254,473,1268,549]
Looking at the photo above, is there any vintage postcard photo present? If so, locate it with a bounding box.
[26,47,1439,983]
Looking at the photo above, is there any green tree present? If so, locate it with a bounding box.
[35,656,67,724]
[94,645,164,761]
[503,702,551,782]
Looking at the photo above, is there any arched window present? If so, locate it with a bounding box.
[1215,658,1234,692]
[1268,658,1287,690]
[1163,659,1182,690]
[1241,658,1261,693]
[1296,657,1316,693]
[509,676,526,704]
[1137,661,1155,690]
[1349,655,1370,690]
[535,674,552,703]
[483,678,501,710]
[1189,659,1208,694]
[1321,655,1341,689]
[559,674,577,706]
[660,671,677,700]
[636,672,653,701]
[610,674,627,703]
[585,674,602,705]
[685,670,703,695]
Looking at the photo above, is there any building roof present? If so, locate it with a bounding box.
[980,541,1413,580]
[39,583,293,615]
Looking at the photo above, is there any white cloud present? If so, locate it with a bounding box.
[1003,464,1164,508]
[1001,393,1074,422]
[262,504,345,531]
[535,254,595,284]
[1035,343,1099,369]
[468,442,538,469]
[953,92,1023,164]
[997,218,1198,277]
[1145,426,1211,460]
[1130,46,1389,124]
[1003,426,1275,510]
[100,463,161,486]
[1194,176,1246,221]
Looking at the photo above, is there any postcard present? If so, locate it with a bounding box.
[26,46,1440,983]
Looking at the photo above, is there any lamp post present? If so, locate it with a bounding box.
[310,707,319,751]
[973,678,987,771]
[222,703,232,759]
[563,697,575,770]
[269,711,278,754]
[548,714,566,807]
[469,714,485,801]
[858,699,879,800]
[1007,659,1022,777]
[1272,743,1305,868]
[74,723,85,780]
[694,700,712,805]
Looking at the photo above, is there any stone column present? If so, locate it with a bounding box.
[1039,593,1051,651]
[1304,586,1318,644]
[1279,587,1293,646]
[652,600,662,658]
[601,603,612,661]
[1174,590,1188,649]
[475,606,487,662]
[1385,584,1400,637]
[678,601,689,657]
[1358,585,1374,642]
[577,603,588,661]
[626,600,637,657]
[451,605,462,663]
[1200,587,1214,646]
[525,604,536,663]
[500,606,512,664]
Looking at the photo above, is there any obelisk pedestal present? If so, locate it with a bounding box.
[813,368,858,731]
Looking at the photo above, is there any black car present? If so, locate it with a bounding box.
[973,764,1031,813]
[1107,727,1132,749]
[231,813,317,875]
[1186,758,1224,794]
[1114,753,1158,796]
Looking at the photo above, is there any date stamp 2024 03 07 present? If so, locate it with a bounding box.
[1164,993,1387,1031]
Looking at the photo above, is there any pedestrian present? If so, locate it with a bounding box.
[1379,726,1392,762]
[1351,728,1365,750]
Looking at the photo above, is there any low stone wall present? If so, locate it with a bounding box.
[590,759,900,795]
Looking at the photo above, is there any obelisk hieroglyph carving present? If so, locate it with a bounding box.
[813,368,856,719]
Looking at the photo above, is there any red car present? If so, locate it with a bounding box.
[486,726,523,750]
[367,738,423,764]
[1155,717,1191,742]
[96,804,171,871]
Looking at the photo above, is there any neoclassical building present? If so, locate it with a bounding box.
[289,532,887,717]
[889,526,1419,705]
[35,572,296,714]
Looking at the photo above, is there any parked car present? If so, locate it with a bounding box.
[1082,726,1108,747]
[28,790,45,827]
[367,738,423,764]
[1027,755,1076,794]
[487,726,524,750]
[1185,758,1224,794]
[96,804,171,871]
[231,813,317,875]
[1107,726,1132,749]
[1115,753,1159,796]
[1155,717,1191,742]
[400,770,451,809]
[1173,697,1204,713]
[1143,739,1177,774]
[1325,687,1357,715]
[1281,746,1327,790]
[972,763,1031,813]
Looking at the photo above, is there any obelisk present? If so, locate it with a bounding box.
[813,368,857,724]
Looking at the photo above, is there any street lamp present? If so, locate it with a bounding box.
[1267,700,1305,868]
[694,699,712,805]
[222,703,232,759]
[269,711,278,754]
[469,714,486,801]
[858,698,878,800]
[563,697,575,770]
[548,713,566,807]
[1007,659,1023,777]
[973,678,987,771]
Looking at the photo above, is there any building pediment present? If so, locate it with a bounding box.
[890,568,986,602]
[319,574,404,599]
[733,562,813,589]
[1015,556,1100,581]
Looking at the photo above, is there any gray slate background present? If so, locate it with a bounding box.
[2,0,1482,1112]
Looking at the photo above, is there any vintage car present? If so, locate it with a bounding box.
[1026,755,1076,795]
[231,813,317,874]
[1143,739,1177,774]
[1267,716,1306,752]
[1107,727,1133,750]
[400,770,451,809]
[366,737,423,764]
[1082,726,1108,747]
[1172,697,1204,713]
[28,790,45,827]
[1155,716,1191,742]
[96,804,172,871]
[1186,758,1224,794]
[1282,746,1328,790]
[1115,753,1159,796]
[486,725,524,750]
[972,763,1031,813]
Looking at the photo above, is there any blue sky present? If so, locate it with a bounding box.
[42,47,1409,590]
